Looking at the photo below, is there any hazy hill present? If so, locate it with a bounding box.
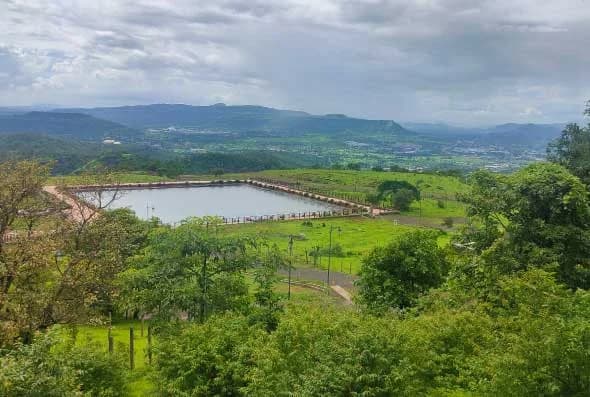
[60,103,410,136]
[402,122,482,136]
[405,121,565,148]
[0,111,140,140]
[477,123,565,147]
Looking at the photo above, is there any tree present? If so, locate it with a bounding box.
[375,180,420,210]
[356,230,448,312]
[0,161,150,345]
[0,160,50,253]
[346,162,362,170]
[0,328,129,396]
[392,188,416,211]
[248,244,285,332]
[118,217,257,322]
[547,123,590,186]
[155,314,266,396]
[459,162,590,289]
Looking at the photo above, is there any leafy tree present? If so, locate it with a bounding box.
[248,245,285,332]
[548,123,590,186]
[154,270,590,396]
[459,162,590,289]
[392,188,416,211]
[346,162,362,170]
[0,160,50,252]
[155,314,265,396]
[0,161,151,345]
[356,230,448,312]
[376,180,420,210]
[118,217,256,322]
[0,328,129,396]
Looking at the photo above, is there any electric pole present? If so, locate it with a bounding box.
[288,235,293,300]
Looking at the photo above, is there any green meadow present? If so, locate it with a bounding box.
[222,216,450,275]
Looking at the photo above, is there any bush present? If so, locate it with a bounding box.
[356,230,448,312]
[393,189,416,211]
[442,217,454,228]
[0,329,129,396]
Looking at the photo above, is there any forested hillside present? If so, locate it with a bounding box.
[0,111,140,140]
[60,103,409,135]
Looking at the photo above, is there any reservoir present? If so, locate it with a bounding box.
[77,184,343,224]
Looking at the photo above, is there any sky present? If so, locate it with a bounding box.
[1,0,589,126]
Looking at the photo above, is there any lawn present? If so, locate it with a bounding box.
[73,320,155,396]
[222,216,449,275]
[48,172,171,186]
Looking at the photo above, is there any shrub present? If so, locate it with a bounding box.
[0,329,129,396]
[442,217,454,228]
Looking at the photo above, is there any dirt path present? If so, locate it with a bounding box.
[43,186,97,222]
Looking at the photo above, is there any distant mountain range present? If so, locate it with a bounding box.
[403,122,566,148]
[59,103,409,136]
[0,104,568,150]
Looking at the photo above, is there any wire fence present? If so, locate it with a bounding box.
[221,207,368,225]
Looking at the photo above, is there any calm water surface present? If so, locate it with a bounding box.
[78,184,342,224]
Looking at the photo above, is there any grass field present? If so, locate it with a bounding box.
[222,216,449,275]
[72,320,154,396]
[247,169,468,198]
[48,172,172,186]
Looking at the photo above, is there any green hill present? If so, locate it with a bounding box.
[0,111,140,141]
[60,103,411,136]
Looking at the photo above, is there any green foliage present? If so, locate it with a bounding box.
[0,328,128,396]
[377,180,421,199]
[442,217,454,228]
[548,122,590,186]
[155,314,265,396]
[118,217,257,322]
[248,245,285,332]
[356,230,448,312]
[392,188,417,211]
[155,270,590,396]
[346,162,362,170]
[375,180,421,210]
[459,162,590,289]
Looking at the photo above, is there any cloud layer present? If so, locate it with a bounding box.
[1,0,589,125]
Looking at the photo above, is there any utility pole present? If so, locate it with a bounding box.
[327,225,342,288]
[288,235,293,300]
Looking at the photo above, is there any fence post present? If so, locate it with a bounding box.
[129,327,135,370]
[108,329,114,354]
[147,325,152,365]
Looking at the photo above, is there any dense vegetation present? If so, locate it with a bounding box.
[1,109,590,395]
